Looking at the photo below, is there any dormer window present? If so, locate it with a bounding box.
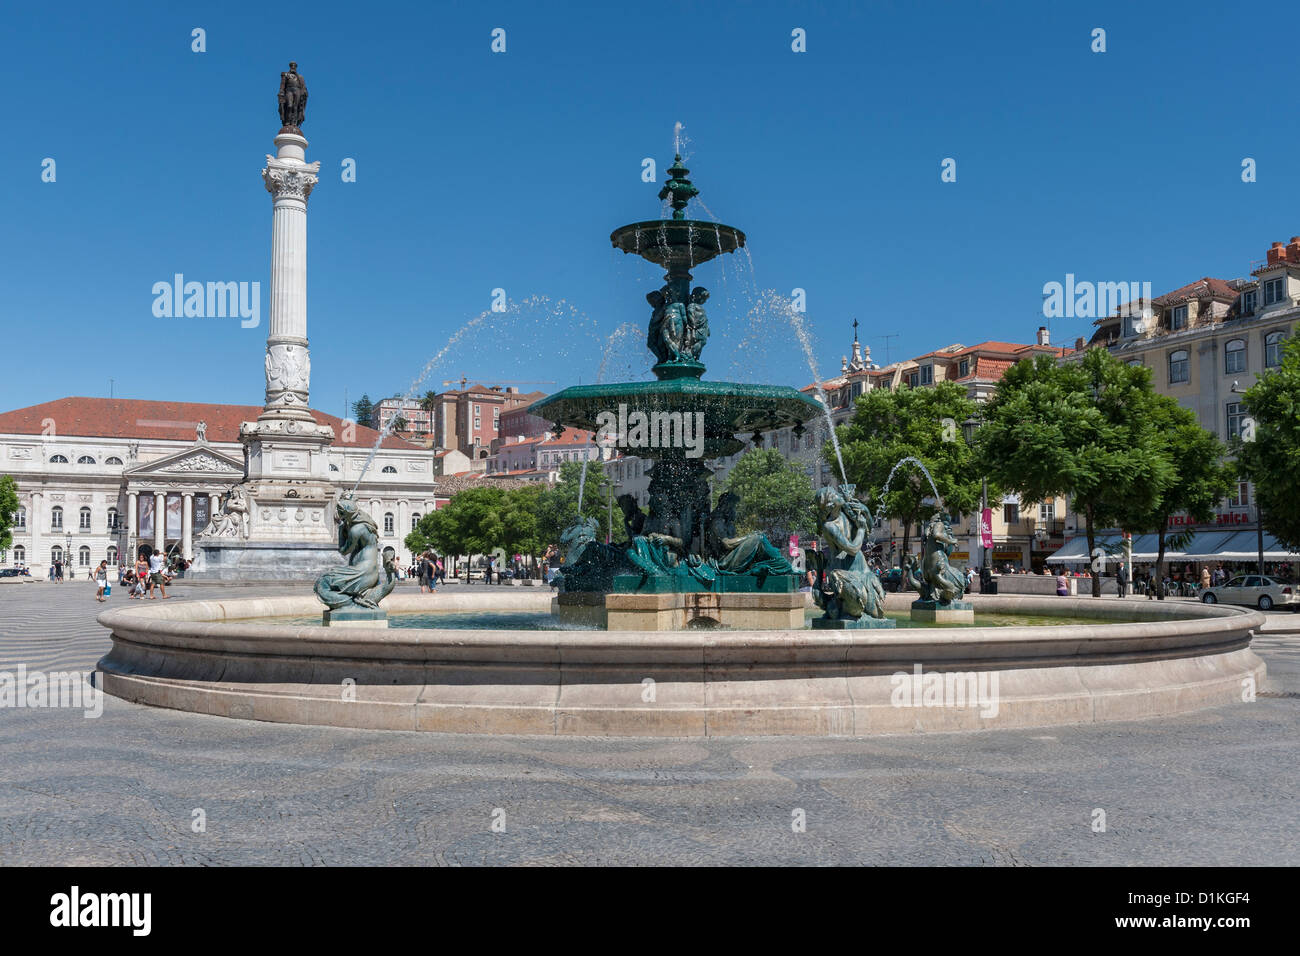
[1123,314,1141,337]
[1167,305,1187,331]
[958,359,969,377]
[1263,276,1286,306]
[1241,289,1257,316]
[919,365,934,385]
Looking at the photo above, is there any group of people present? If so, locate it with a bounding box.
[118,549,174,600]
[412,552,445,592]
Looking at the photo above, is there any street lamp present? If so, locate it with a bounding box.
[962,414,990,574]
[64,530,72,579]
[1230,380,1265,577]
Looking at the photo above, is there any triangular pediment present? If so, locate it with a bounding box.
[126,445,244,477]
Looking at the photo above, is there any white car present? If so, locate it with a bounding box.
[1200,575,1298,611]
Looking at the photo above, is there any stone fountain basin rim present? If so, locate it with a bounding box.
[96,591,1262,666]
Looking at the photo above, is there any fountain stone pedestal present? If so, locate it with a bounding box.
[910,600,974,625]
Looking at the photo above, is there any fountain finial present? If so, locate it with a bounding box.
[658,154,698,220]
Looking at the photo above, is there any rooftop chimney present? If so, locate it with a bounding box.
[1074,336,1085,351]
[1268,241,1286,265]
[1036,326,1050,346]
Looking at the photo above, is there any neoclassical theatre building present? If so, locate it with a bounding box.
[0,397,443,579]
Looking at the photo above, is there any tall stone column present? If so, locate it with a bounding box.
[259,131,320,422]
[153,492,166,553]
[182,493,194,559]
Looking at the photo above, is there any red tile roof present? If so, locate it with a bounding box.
[0,397,422,450]
[1152,277,1239,307]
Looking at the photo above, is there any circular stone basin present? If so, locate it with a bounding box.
[96,591,1265,737]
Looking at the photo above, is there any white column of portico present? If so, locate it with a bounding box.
[153,492,166,553]
[182,493,194,559]
[30,491,43,578]
[398,500,408,542]
[127,492,138,562]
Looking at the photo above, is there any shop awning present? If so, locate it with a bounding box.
[1213,531,1300,561]
[1046,530,1299,564]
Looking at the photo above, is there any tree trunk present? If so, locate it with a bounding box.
[1086,504,1100,598]
[1155,529,1167,600]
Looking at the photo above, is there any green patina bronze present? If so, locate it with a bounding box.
[537,151,821,600]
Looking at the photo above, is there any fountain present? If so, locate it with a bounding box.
[92,100,1267,736]
[535,154,828,630]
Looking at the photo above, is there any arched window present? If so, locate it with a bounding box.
[12,545,25,565]
[381,465,397,474]
[51,506,63,530]
[107,545,118,566]
[49,454,68,464]
[1265,330,1287,368]
[411,513,421,531]
[51,545,63,564]
[383,512,395,534]
[107,507,119,530]
[1225,338,1246,374]
[78,546,91,567]
[14,506,25,530]
[79,506,92,530]
[77,455,96,465]
[1168,350,1189,384]
[105,456,123,465]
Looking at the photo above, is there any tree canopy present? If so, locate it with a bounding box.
[838,379,984,555]
[1236,334,1300,550]
[720,448,816,544]
[977,348,1173,595]
[0,475,18,554]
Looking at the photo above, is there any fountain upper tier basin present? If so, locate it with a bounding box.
[610,219,745,269]
[531,378,823,458]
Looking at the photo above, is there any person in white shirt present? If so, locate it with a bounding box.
[147,549,169,600]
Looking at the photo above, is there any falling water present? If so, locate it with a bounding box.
[871,456,944,527]
[349,295,595,492]
[783,299,847,485]
[577,322,643,511]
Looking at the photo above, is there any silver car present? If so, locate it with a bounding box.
[1200,575,1298,611]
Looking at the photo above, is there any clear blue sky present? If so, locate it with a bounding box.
[2,0,1293,418]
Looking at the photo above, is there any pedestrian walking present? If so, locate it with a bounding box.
[94,561,109,602]
[147,548,169,600]
[1055,570,1068,597]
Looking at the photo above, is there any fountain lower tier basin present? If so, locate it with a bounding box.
[96,592,1266,737]
[531,379,823,458]
[556,589,807,630]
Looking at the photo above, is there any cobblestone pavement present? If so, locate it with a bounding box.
[1,581,1297,866]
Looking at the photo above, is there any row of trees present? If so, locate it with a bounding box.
[829,344,1300,597]
[405,461,614,564]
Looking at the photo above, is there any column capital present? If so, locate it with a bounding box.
[263,156,321,202]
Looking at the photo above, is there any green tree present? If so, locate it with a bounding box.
[1120,397,1234,598]
[535,459,613,547]
[391,415,409,434]
[1235,335,1300,551]
[978,349,1171,596]
[838,379,984,559]
[720,448,816,544]
[406,485,545,570]
[0,475,19,555]
[351,394,376,430]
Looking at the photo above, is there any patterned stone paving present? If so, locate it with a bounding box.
[1,581,1296,865]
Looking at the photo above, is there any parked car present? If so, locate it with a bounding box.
[0,568,21,578]
[1200,575,1298,611]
